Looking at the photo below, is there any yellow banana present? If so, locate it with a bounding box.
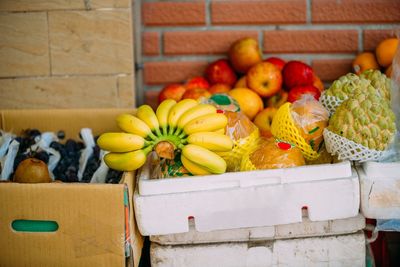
[176,104,217,134]
[136,105,162,137]
[116,113,157,140]
[168,99,198,134]
[214,128,225,134]
[156,99,177,135]
[183,113,228,135]
[97,132,149,152]
[186,132,233,152]
[181,154,211,176]
[104,146,152,171]
[182,144,226,174]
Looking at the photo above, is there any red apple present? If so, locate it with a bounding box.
[247,62,282,97]
[264,57,286,71]
[266,90,288,109]
[185,76,210,91]
[158,84,186,103]
[282,61,314,89]
[205,59,237,86]
[182,88,211,100]
[229,37,262,73]
[208,83,231,94]
[287,85,321,103]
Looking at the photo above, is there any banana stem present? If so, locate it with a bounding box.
[178,132,187,139]
[148,132,158,141]
[168,126,175,135]
[154,127,163,137]
[142,145,154,155]
[174,128,182,136]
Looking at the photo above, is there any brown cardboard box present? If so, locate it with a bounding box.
[0,109,143,267]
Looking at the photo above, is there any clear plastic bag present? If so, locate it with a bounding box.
[240,137,305,171]
[78,128,96,181]
[0,140,20,180]
[381,34,400,162]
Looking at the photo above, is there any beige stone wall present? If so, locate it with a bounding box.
[0,0,135,108]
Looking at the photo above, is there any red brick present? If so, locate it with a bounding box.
[313,0,400,23]
[144,61,208,85]
[145,90,159,110]
[211,0,306,25]
[142,1,205,26]
[312,59,354,82]
[142,32,160,56]
[164,31,258,55]
[363,29,398,51]
[263,30,358,53]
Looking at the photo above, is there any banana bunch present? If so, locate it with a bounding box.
[97,99,233,175]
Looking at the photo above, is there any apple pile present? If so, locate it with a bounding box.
[157,37,325,138]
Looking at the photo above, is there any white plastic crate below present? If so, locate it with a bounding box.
[134,161,360,235]
[150,214,365,245]
[150,231,366,267]
[358,161,400,219]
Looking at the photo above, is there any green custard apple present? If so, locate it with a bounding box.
[329,92,396,151]
[325,73,376,101]
[360,69,391,101]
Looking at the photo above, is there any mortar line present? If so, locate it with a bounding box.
[0,73,131,80]
[306,0,311,24]
[145,23,400,32]
[46,11,53,76]
[358,28,363,53]
[205,0,211,27]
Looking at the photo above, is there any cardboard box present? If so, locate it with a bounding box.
[0,109,143,267]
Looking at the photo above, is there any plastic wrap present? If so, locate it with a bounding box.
[149,152,191,178]
[77,128,95,181]
[271,95,329,160]
[217,111,260,172]
[0,140,19,180]
[240,138,305,171]
[381,35,400,162]
[290,94,329,152]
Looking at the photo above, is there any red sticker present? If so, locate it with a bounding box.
[277,141,292,150]
[216,109,224,113]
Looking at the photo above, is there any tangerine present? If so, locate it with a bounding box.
[376,38,399,67]
[228,88,263,120]
[352,52,379,75]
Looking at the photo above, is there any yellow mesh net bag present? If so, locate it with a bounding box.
[217,111,260,172]
[271,102,321,161]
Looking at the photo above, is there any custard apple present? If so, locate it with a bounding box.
[360,69,391,101]
[329,92,396,151]
[325,73,376,100]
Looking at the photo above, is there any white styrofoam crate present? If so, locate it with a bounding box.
[358,161,400,219]
[134,161,360,236]
[150,214,365,245]
[150,231,366,267]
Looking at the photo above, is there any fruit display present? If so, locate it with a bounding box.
[131,36,399,178]
[97,99,233,175]
[353,37,399,78]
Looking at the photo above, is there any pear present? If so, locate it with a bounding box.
[13,158,51,183]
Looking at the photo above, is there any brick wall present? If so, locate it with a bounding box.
[141,0,400,108]
[0,0,135,109]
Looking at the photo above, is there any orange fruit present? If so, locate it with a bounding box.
[352,52,379,75]
[376,38,399,67]
[234,76,247,88]
[253,107,277,138]
[228,88,264,120]
[385,64,393,78]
